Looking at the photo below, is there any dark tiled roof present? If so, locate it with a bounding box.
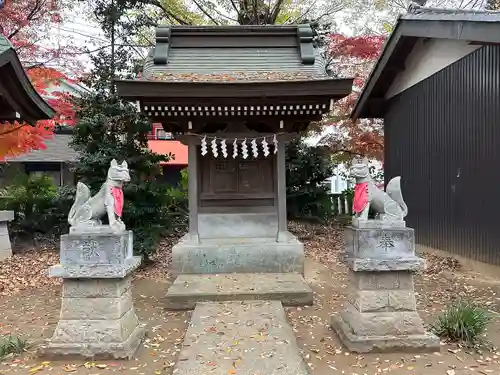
[351,3,500,120]
[6,135,77,163]
[0,35,55,123]
[403,3,500,22]
[142,24,328,82]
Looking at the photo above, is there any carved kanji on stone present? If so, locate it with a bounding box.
[81,239,100,261]
[377,231,395,252]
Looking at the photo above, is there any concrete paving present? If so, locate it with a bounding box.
[173,300,309,375]
[165,273,313,310]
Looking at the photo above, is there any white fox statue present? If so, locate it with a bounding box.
[68,159,131,233]
[350,157,408,222]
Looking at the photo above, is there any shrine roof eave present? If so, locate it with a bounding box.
[0,47,56,124]
[114,78,354,101]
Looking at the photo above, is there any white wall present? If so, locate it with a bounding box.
[325,175,351,194]
[385,39,481,99]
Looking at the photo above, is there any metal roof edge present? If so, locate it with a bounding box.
[115,77,353,100]
[405,3,500,17]
[158,24,300,34]
[350,22,403,121]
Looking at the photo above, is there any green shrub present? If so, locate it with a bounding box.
[286,139,336,222]
[0,335,28,359]
[430,299,492,347]
[0,175,74,241]
[123,180,187,261]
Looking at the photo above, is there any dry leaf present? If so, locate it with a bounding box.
[29,365,44,373]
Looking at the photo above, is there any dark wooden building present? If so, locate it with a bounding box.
[0,35,55,123]
[352,5,500,265]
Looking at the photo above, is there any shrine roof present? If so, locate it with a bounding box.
[0,35,55,124]
[115,25,352,100]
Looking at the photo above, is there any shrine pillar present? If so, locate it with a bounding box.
[187,136,199,243]
[275,135,293,243]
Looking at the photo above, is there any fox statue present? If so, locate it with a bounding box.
[351,157,408,222]
[68,159,131,233]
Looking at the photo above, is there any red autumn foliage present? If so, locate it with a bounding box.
[0,0,81,159]
[322,34,386,160]
[0,67,76,159]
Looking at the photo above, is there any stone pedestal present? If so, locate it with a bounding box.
[172,235,304,275]
[0,210,14,260]
[172,213,304,275]
[331,225,440,353]
[40,230,146,359]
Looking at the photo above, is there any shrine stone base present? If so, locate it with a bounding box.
[39,230,146,360]
[331,226,440,353]
[172,234,304,275]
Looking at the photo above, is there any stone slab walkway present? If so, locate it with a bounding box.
[173,300,309,375]
[165,273,313,310]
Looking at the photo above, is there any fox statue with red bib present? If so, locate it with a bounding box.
[351,157,407,226]
[68,159,130,234]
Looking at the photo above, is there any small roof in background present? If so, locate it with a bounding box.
[148,140,188,166]
[4,134,188,166]
[0,35,55,124]
[351,4,500,120]
[5,134,77,163]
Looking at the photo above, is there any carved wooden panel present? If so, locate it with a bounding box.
[238,159,272,193]
[211,160,237,193]
[200,154,274,199]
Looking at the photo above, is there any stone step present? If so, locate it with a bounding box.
[174,300,309,375]
[165,273,313,310]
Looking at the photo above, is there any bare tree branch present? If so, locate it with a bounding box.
[229,0,240,13]
[0,123,27,136]
[148,0,192,25]
[269,0,285,23]
[190,0,221,24]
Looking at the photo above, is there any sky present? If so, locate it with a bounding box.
[55,3,106,70]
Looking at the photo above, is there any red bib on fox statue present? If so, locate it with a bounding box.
[110,186,124,217]
[353,182,369,214]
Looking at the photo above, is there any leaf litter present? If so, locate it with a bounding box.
[0,221,499,374]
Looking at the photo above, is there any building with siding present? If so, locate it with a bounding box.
[351,4,500,265]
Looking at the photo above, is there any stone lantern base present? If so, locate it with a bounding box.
[39,230,146,359]
[331,225,440,353]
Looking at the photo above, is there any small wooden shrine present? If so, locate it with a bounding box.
[0,35,55,123]
[116,24,352,275]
